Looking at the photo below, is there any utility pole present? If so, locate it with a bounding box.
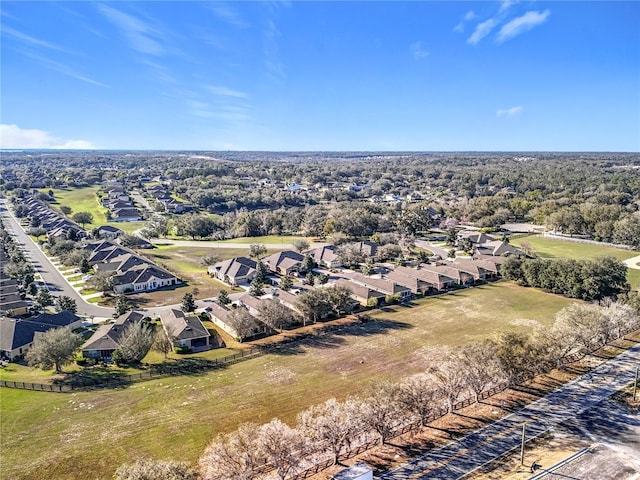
[520,422,527,466]
[634,366,638,402]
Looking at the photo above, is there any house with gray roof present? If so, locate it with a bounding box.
[208,257,257,286]
[81,311,146,360]
[1,312,82,360]
[263,250,305,276]
[161,309,211,352]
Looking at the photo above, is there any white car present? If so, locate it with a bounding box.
[82,274,94,281]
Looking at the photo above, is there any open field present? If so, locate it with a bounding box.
[0,282,576,480]
[510,234,640,289]
[43,186,146,233]
[510,234,638,262]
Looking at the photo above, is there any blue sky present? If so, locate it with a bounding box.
[1,1,638,151]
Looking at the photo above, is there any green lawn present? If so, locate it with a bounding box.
[43,186,146,233]
[0,282,575,480]
[511,234,638,261]
[511,234,640,289]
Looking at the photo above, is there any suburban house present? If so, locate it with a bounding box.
[263,250,305,276]
[86,241,179,293]
[354,240,378,258]
[161,309,211,352]
[95,225,123,239]
[0,311,82,360]
[111,207,142,222]
[394,265,458,291]
[384,268,431,295]
[0,293,29,316]
[311,245,342,268]
[448,259,496,281]
[333,278,385,307]
[81,311,146,360]
[348,273,412,300]
[235,294,266,317]
[267,288,301,313]
[474,240,524,257]
[208,257,257,286]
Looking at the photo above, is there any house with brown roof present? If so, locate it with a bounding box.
[81,311,146,360]
[208,257,257,286]
[334,278,385,307]
[263,250,305,276]
[0,293,29,316]
[349,273,412,301]
[161,309,211,352]
[394,265,458,291]
[311,245,342,268]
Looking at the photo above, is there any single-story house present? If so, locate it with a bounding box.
[208,257,257,286]
[334,278,385,307]
[81,311,146,360]
[112,264,179,294]
[95,225,123,239]
[263,250,306,276]
[0,293,29,316]
[311,245,342,268]
[161,309,211,352]
[349,273,412,300]
[0,311,82,360]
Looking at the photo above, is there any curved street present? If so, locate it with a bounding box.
[0,199,114,319]
[380,343,640,479]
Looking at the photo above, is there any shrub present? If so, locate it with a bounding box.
[174,346,190,354]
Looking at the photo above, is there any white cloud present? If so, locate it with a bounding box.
[206,86,248,98]
[0,124,96,149]
[497,10,550,43]
[207,3,248,28]
[467,18,498,45]
[454,10,477,33]
[2,26,68,52]
[496,106,524,117]
[98,4,164,56]
[453,23,465,33]
[410,42,429,60]
[464,11,477,21]
[499,1,518,14]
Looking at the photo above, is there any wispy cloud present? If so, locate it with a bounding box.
[410,42,429,60]
[499,1,518,14]
[497,105,524,117]
[206,86,248,99]
[467,18,498,45]
[97,4,164,56]
[454,10,476,33]
[263,18,285,80]
[21,50,109,87]
[0,124,96,149]
[207,2,248,28]
[2,26,68,52]
[497,10,551,43]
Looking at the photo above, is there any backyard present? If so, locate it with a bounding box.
[0,282,576,480]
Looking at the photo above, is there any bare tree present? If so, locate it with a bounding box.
[249,243,267,260]
[258,418,306,480]
[115,458,198,480]
[112,320,154,366]
[199,423,264,480]
[152,328,174,359]
[429,356,467,412]
[258,298,295,331]
[297,398,363,465]
[458,341,503,403]
[360,381,402,445]
[601,300,640,339]
[397,374,441,427]
[226,308,261,341]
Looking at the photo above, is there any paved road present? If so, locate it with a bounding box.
[379,344,640,480]
[150,238,328,250]
[0,199,114,319]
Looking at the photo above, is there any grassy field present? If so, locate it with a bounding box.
[510,234,638,262]
[511,234,640,289]
[0,282,576,480]
[44,186,146,233]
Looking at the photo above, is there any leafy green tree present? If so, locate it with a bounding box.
[249,279,264,297]
[26,327,83,373]
[279,276,293,291]
[254,261,269,283]
[249,243,267,260]
[71,211,93,228]
[217,289,231,305]
[292,239,310,253]
[181,292,196,312]
[113,294,131,318]
[35,288,53,309]
[79,257,91,274]
[302,254,315,272]
[55,296,77,314]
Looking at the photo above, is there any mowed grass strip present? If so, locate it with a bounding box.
[0,282,576,480]
[510,234,640,288]
[43,186,147,233]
